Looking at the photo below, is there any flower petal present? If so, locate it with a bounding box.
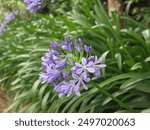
[74,91,80,96]
[67,86,73,97]
[81,71,87,78]
[74,81,80,91]
[76,68,83,74]
[94,69,101,76]
[75,63,82,67]
[81,81,88,90]
[72,73,78,79]
[55,59,67,70]
[86,61,93,67]
[87,67,95,73]
[96,57,103,64]
[96,64,106,68]
[62,45,69,50]
[84,77,90,82]
[71,66,78,71]
[82,57,87,65]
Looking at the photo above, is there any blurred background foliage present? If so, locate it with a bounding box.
[0,0,150,112]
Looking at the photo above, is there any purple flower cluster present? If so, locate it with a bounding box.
[39,37,108,97]
[24,0,46,13]
[4,12,16,23]
[0,12,16,36]
[0,24,5,36]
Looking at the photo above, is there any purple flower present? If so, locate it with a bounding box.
[63,72,70,80]
[4,12,15,23]
[0,12,16,36]
[68,43,74,52]
[55,72,90,97]
[39,37,108,97]
[91,51,109,76]
[50,41,59,49]
[65,36,70,43]
[0,24,6,36]
[76,46,82,53]
[39,65,60,84]
[62,41,69,50]
[84,45,92,54]
[75,57,95,74]
[61,37,74,52]
[39,73,49,84]
[92,57,106,76]
[54,80,80,97]
[72,72,90,90]
[41,50,61,69]
[73,40,78,46]
[88,55,94,61]
[71,60,75,65]
[71,66,78,74]
[55,59,67,70]
[24,0,46,13]
[78,38,83,46]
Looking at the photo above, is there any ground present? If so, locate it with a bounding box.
[0,88,12,112]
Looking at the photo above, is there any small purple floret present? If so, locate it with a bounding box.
[24,0,46,13]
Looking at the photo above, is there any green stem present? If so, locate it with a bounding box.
[90,81,134,112]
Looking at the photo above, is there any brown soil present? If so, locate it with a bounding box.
[0,88,12,112]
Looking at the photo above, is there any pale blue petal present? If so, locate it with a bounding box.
[72,73,78,79]
[86,61,93,67]
[82,57,87,65]
[75,63,82,67]
[76,68,83,74]
[75,91,80,96]
[81,81,88,90]
[74,81,80,91]
[94,69,101,76]
[96,64,106,68]
[84,77,90,82]
[87,67,95,73]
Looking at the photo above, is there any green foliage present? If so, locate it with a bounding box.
[125,0,150,27]
[0,0,150,113]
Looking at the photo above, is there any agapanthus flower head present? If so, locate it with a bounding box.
[0,12,16,36]
[0,24,6,36]
[24,0,46,13]
[4,12,15,23]
[39,37,108,97]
